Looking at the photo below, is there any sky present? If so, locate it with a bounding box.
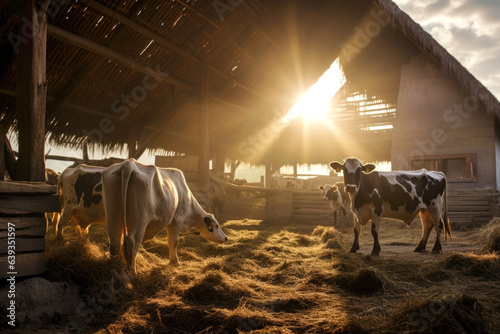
[43,0,500,172]
[393,0,500,99]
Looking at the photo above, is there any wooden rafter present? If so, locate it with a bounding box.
[45,0,150,122]
[47,24,195,92]
[83,0,271,100]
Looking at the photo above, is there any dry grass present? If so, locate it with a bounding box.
[478,217,500,253]
[35,201,500,333]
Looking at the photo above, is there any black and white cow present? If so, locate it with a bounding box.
[54,165,106,237]
[102,159,228,273]
[329,157,452,256]
[318,182,349,225]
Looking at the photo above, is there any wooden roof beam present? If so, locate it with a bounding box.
[47,24,196,92]
[83,0,271,100]
[0,88,136,125]
[84,0,198,63]
[45,0,150,123]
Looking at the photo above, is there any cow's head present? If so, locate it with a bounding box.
[329,158,375,195]
[318,184,339,201]
[319,184,343,210]
[200,214,228,244]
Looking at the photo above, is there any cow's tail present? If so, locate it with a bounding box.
[121,161,135,269]
[442,178,452,241]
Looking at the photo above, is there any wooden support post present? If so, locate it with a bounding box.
[17,0,47,182]
[229,160,241,182]
[128,129,137,159]
[198,64,210,186]
[265,163,272,188]
[82,139,89,163]
[213,150,225,180]
[293,163,298,179]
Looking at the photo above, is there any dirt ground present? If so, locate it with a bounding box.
[2,194,500,333]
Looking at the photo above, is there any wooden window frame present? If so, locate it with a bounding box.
[408,154,477,183]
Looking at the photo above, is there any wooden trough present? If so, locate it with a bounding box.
[0,181,60,278]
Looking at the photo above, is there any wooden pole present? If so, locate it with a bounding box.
[17,0,47,182]
[128,129,137,159]
[213,150,225,180]
[198,64,210,186]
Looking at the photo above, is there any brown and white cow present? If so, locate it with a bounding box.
[318,182,349,225]
[329,157,452,256]
[54,165,106,237]
[102,159,227,273]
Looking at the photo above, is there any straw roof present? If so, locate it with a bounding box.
[1,0,499,165]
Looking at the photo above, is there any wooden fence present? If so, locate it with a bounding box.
[0,181,60,278]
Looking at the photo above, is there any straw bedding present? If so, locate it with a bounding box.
[3,211,499,333]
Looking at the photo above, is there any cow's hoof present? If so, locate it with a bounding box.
[413,247,424,253]
[169,260,181,266]
[349,248,358,253]
[431,249,442,254]
[371,251,380,256]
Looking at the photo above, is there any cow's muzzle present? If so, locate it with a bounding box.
[345,185,357,194]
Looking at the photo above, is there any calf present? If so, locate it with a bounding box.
[318,182,349,225]
[329,157,452,256]
[102,159,227,273]
[54,165,105,237]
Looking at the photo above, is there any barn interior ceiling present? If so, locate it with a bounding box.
[0,0,498,165]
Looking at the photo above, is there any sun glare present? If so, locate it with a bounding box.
[285,58,345,122]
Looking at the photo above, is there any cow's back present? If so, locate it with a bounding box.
[158,168,200,221]
[357,170,446,223]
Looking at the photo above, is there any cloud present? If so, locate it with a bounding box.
[393,0,500,98]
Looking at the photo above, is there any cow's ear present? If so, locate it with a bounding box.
[318,185,324,191]
[204,216,214,232]
[362,164,376,173]
[329,162,343,173]
[332,186,338,192]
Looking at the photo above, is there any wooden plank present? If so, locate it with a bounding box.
[0,222,45,238]
[294,202,330,207]
[448,205,491,212]
[0,181,56,194]
[293,208,333,215]
[16,0,47,182]
[0,238,45,254]
[448,200,491,206]
[0,194,60,214]
[0,216,46,230]
[0,252,45,278]
[294,200,327,204]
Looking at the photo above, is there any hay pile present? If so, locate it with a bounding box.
[384,293,487,333]
[479,217,500,253]
[7,215,500,333]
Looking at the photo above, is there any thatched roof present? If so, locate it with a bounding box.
[1,0,499,165]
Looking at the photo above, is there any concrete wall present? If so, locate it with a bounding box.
[391,55,496,191]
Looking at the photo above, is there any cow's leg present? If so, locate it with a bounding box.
[333,210,338,226]
[429,209,443,254]
[106,207,122,259]
[340,206,347,218]
[414,210,434,252]
[55,207,72,239]
[371,216,381,256]
[166,224,181,266]
[349,216,361,253]
[127,229,145,275]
